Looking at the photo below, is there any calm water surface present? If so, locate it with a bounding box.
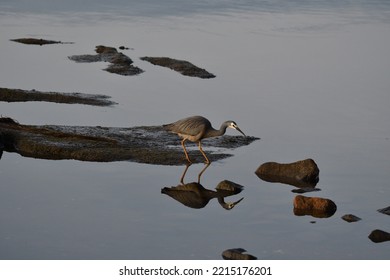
[0,0,389,259]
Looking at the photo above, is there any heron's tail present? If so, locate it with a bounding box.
[162,123,173,131]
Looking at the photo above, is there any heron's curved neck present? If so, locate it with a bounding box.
[204,123,228,138]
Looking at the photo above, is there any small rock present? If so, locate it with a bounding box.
[10,38,72,45]
[119,46,133,50]
[256,158,319,188]
[377,206,390,216]
[368,229,390,243]
[293,195,337,218]
[68,45,143,76]
[95,45,117,54]
[341,214,361,223]
[140,56,216,79]
[291,187,321,194]
[216,180,244,192]
[222,248,257,260]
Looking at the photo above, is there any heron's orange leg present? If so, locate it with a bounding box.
[197,162,210,183]
[181,139,192,163]
[198,141,210,164]
[180,163,192,184]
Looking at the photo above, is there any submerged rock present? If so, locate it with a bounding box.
[0,118,258,165]
[140,56,216,79]
[293,195,337,218]
[222,248,257,260]
[341,214,362,223]
[0,87,116,107]
[10,38,73,45]
[255,158,319,188]
[368,229,390,243]
[69,45,143,76]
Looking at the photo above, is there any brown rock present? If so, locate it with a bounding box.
[10,38,71,45]
[377,206,390,216]
[368,229,390,243]
[140,56,216,79]
[255,158,319,188]
[293,195,337,218]
[222,248,257,260]
[341,214,361,223]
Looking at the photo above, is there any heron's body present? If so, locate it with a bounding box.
[164,115,245,163]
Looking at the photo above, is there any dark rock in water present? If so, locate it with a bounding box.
[222,248,257,260]
[140,56,216,79]
[255,158,319,188]
[69,45,143,76]
[95,45,117,54]
[293,195,337,218]
[10,38,73,45]
[377,206,390,216]
[291,187,321,194]
[368,229,390,243]
[0,118,258,165]
[0,87,116,107]
[341,214,362,223]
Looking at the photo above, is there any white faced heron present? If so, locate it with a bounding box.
[163,115,246,163]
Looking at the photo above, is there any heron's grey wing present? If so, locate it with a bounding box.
[171,116,211,137]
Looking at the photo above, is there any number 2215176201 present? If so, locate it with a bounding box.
[212,266,272,276]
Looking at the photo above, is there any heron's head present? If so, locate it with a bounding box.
[222,197,244,210]
[227,121,246,137]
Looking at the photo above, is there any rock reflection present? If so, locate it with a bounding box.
[161,164,244,210]
[222,248,257,260]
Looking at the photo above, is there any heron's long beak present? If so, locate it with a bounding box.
[236,126,246,137]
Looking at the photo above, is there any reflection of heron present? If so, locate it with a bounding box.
[161,181,244,210]
[180,163,209,184]
[163,115,246,163]
[162,163,244,210]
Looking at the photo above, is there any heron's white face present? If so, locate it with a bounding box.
[227,121,246,136]
[229,122,238,129]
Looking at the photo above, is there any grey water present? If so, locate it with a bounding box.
[0,0,389,259]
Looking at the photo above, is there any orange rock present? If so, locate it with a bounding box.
[293,195,337,218]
